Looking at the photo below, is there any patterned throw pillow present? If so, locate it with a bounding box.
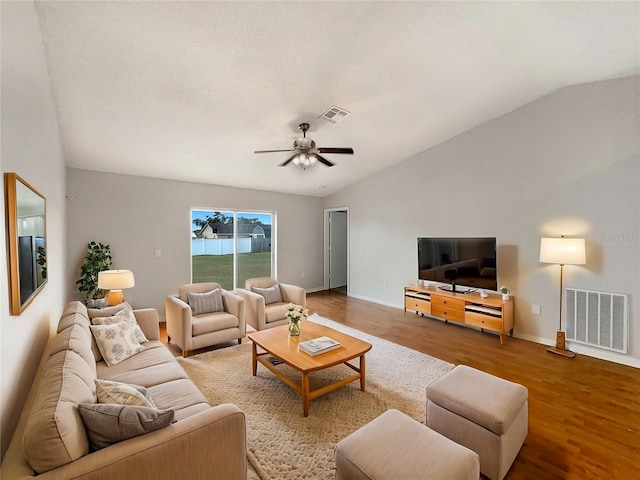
[187,288,224,315]
[89,321,144,367]
[78,403,174,450]
[91,305,148,344]
[252,284,283,304]
[95,379,155,408]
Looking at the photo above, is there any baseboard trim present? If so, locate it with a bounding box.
[344,293,640,369]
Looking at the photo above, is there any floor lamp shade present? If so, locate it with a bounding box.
[539,237,586,265]
[98,269,135,305]
[539,237,585,358]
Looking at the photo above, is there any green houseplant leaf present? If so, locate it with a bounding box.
[76,242,112,301]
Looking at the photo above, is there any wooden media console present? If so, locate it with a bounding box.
[404,284,514,344]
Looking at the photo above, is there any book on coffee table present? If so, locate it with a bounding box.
[298,336,341,356]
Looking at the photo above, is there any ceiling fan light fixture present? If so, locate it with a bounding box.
[293,153,316,170]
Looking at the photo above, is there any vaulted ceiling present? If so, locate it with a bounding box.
[34,1,639,197]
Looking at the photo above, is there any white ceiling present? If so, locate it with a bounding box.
[34,1,639,197]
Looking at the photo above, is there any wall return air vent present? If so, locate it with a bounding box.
[565,288,628,354]
[319,105,350,124]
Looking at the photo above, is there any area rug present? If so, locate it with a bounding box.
[178,314,454,480]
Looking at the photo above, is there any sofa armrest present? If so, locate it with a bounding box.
[133,308,160,341]
[235,288,265,330]
[164,295,193,353]
[33,404,247,480]
[280,283,306,308]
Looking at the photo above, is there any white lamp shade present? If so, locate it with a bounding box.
[539,237,586,265]
[97,269,135,290]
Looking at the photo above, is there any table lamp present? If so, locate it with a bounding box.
[539,237,586,358]
[97,269,135,305]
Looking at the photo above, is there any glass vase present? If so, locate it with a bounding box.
[288,319,301,336]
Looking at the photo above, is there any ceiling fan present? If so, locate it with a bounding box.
[254,122,354,169]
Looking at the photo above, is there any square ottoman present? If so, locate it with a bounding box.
[334,409,479,480]
[426,365,528,480]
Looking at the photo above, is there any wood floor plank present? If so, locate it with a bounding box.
[161,290,640,479]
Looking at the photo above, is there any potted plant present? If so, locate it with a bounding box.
[76,241,112,305]
[499,286,511,300]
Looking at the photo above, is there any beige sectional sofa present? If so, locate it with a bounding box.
[1,301,247,479]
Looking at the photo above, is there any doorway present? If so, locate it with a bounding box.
[324,207,349,293]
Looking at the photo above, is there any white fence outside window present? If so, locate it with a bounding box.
[192,238,253,256]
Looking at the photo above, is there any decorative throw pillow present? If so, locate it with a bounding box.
[87,301,130,319]
[92,305,148,344]
[78,403,174,451]
[252,284,283,304]
[95,379,155,408]
[89,321,144,367]
[187,288,224,315]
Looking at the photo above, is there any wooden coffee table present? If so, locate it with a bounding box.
[248,321,372,416]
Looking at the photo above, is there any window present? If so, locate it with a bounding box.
[191,209,273,290]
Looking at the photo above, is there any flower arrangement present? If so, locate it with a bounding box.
[499,286,510,295]
[286,303,308,336]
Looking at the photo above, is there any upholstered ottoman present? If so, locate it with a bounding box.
[426,365,528,480]
[334,409,479,480]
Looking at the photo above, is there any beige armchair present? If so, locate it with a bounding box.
[165,282,245,357]
[236,277,306,331]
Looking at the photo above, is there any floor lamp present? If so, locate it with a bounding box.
[539,237,586,358]
[98,269,135,305]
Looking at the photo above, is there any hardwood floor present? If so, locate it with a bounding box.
[161,290,640,479]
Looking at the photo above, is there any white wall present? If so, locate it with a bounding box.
[65,169,325,316]
[0,1,67,458]
[325,76,640,366]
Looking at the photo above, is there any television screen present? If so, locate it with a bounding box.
[418,237,497,292]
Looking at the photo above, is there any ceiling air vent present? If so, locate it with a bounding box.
[318,105,350,124]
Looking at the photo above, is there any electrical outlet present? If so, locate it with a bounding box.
[532,304,541,315]
[301,272,305,279]
[155,249,161,257]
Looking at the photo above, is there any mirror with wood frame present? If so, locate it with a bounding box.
[4,173,47,315]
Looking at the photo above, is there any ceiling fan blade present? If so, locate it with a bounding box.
[279,154,298,167]
[254,149,295,154]
[314,153,335,167]
[317,147,354,155]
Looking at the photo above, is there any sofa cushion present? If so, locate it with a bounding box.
[49,323,97,377]
[95,379,156,408]
[90,321,145,367]
[77,403,174,451]
[97,341,188,387]
[187,288,224,315]
[147,378,210,421]
[252,284,283,304]
[23,350,96,474]
[57,302,103,362]
[59,301,89,326]
[91,304,148,344]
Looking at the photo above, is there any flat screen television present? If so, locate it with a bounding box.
[417,237,497,293]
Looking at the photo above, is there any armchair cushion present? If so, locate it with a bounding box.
[265,303,289,324]
[187,288,224,315]
[192,311,239,336]
[252,284,283,304]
